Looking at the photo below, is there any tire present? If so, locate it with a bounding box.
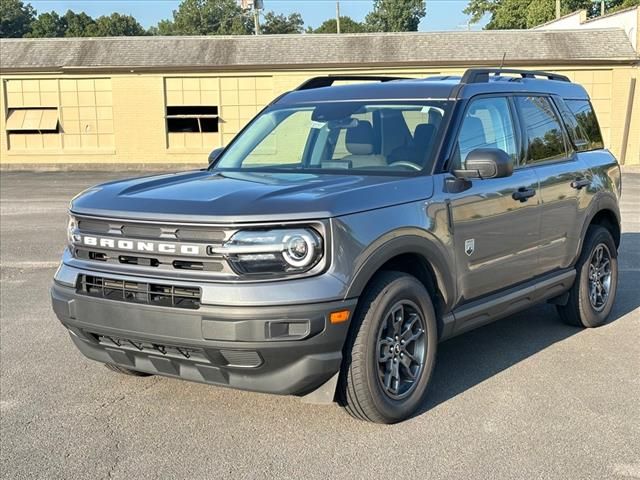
[557,225,618,328]
[338,271,438,424]
[104,363,153,377]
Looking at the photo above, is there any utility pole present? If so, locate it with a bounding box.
[601,0,605,16]
[253,3,260,35]
[336,1,341,34]
[555,0,561,19]
[250,0,263,35]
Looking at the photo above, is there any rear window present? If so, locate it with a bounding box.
[563,100,604,151]
[516,96,567,164]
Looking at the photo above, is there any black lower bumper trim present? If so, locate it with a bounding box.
[52,282,356,395]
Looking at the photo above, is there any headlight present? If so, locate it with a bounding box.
[215,228,323,276]
[67,215,78,245]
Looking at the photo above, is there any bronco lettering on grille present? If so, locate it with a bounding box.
[80,235,201,256]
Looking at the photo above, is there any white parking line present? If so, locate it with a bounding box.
[0,261,59,268]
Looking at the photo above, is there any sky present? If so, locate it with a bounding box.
[27,0,490,31]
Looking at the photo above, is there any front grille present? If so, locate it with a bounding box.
[76,218,227,243]
[72,216,234,277]
[95,334,207,362]
[77,275,201,310]
[90,333,263,368]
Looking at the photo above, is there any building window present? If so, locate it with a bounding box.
[6,108,59,134]
[164,76,273,150]
[166,106,219,133]
[59,78,114,150]
[4,77,114,151]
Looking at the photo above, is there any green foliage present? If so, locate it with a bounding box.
[26,11,66,37]
[463,0,498,23]
[90,13,147,37]
[611,0,640,12]
[0,0,35,37]
[525,0,558,26]
[486,0,530,28]
[312,16,367,33]
[91,13,147,36]
[466,0,639,29]
[261,11,304,34]
[63,10,96,37]
[158,0,253,35]
[587,0,637,16]
[150,19,175,35]
[27,10,146,37]
[365,0,426,32]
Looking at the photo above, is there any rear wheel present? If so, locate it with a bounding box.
[557,225,618,328]
[104,364,153,377]
[338,271,437,423]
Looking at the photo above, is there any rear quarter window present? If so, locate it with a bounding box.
[563,100,604,151]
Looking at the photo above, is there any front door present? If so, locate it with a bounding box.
[446,95,541,302]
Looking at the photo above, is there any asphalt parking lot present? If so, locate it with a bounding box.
[1,170,638,480]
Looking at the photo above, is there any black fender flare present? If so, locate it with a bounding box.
[344,230,456,311]
[574,193,621,263]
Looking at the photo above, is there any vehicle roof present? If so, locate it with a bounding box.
[275,75,590,106]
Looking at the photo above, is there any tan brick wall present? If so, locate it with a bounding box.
[1,65,638,166]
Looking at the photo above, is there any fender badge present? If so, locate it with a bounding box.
[465,239,475,256]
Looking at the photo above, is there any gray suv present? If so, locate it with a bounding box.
[51,69,622,423]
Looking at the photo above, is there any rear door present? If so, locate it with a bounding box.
[447,95,541,301]
[514,95,592,275]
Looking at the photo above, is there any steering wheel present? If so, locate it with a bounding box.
[388,161,422,171]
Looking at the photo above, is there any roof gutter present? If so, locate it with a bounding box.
[0,58,638,75]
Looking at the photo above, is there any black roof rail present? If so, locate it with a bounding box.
[461,68,571,84]
[295,75,409,91]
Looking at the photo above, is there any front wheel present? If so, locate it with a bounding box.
[557,225,618,328]
[338,271,438,423]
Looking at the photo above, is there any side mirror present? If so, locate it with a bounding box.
[208,147,224,165]
[453,148,513,180]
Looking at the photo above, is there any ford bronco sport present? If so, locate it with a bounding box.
[51,68,622,423]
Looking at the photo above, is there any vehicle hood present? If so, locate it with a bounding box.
[70,170,434,223]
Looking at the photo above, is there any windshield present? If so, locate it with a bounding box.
[212,100,451,174]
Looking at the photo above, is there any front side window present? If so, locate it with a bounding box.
[452,96,517,169]
[516,96,567,164]
[212,100,451,174]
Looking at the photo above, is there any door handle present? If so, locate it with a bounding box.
[571,178,591,190]
[512,187,536,202]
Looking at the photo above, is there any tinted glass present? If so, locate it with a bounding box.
[516,96,567,164]
[453,96,517,169]
[565,100,604,151]
[213,101,451,174]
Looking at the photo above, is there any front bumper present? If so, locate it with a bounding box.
[51,268,356,396]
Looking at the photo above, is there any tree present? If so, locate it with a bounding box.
[158,0,252,35]
[27,11,66,37]
[365,0,426,32]
[63,10,96,37]
[0,0,35,37]
[150,19,176,35]
[464,0,637,29]
[610,0,640,13]
[92,13,146,36]
[312,16,367,33]
[261,11,304,34]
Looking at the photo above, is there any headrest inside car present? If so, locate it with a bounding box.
[346,120,374,155]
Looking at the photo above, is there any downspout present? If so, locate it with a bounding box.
[619,76,636,165]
